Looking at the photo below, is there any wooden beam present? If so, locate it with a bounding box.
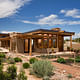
[70,36,72,49]
[29,38,32,56]
[57,34,59,48]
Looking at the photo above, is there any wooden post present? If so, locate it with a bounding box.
[57,34,58,49]
[10,39,12,52]
[70,36,72,49]
[29,38,32,56]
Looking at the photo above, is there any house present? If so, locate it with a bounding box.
[0,28,75,56]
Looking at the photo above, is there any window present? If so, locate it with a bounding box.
[53,39,57,48]
[37,39,42,48]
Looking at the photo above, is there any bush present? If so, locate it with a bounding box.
[29,58,38,64]
[43,76,50,80]
[0,53,5,58]
[18,70,27,80]
[31,60,54,78]
[23,63,30,69]
[67,74,73,78]
[67,46,70,51]
[71,48,74,51]
[7,65,17,79]
[75,56,80,62]
[14,57,22,62]
[57,58,66,63]
[8,58,15,64]
[67,58,74,63]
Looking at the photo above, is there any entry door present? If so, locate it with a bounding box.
[24,39,30,53]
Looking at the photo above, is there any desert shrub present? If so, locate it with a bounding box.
[67,58,74,63]
[0,59,2,65]
[37,55,57,59]
[14,57,22,62]
[43,76,50,80]
[71,48,74,51]
[8,58,15,64]
[18,70,27,80]
[75,56,80,62]
[31,60,54,78]
[67,74,73,78]
[23,63,30,69]
[57,58,66,63]
[0,65,4,80]
[29,57,38,64]
[7,65,17,79]
[0,53,5,58]
[67,46,70,51]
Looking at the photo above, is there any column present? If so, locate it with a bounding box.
[29,38,32,56]
[10,39,12,51]
[70,35,72,49]
[57,34,59,51]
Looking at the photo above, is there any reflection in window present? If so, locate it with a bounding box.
[53,39,57,48]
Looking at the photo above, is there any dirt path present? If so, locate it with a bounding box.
[52,62,80,78]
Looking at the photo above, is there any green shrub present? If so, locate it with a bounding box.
[31,60,54,78]
[71,48,74,51]
[7,65,17,79]
[75,56,80,62]
[0,59,2,65]
[43,76,50,80]
[67,46,70,51]
[29,58,38,64]
[8,58,15,64]
[67,58,74,63]
[67,74,73,78]
[57,58,66,63]
[14,57,22,62]
[0,53,5,58]
[18,70,27,80]
[23,63,30,69]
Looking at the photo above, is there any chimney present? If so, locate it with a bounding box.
[51,28,61,31]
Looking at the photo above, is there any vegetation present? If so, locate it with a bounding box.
[43,76,50,80]
[8,57,15,64]
[73,38,80,43]
[37,55,57,59]
[18,70,27,80]
[0,53,5,58]
[75,56,80,62]
[57,58,66,63]
[31,60,54,78]
[7,65,17,79]
[14,57,22,62]
[29,57,38,64]
[23,63,30,69]
[67,74,73,78]
[67,46,70,51]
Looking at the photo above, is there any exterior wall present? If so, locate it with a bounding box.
[16,38,24,53]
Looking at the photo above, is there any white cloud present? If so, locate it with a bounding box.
[60,9,80,18]
[73,32,80,38]
[22,14,80,26]
[35,14,44,18]
[1,31,16,34]
[0,0,31,18]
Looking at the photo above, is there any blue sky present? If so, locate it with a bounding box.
[0,0,80,37]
